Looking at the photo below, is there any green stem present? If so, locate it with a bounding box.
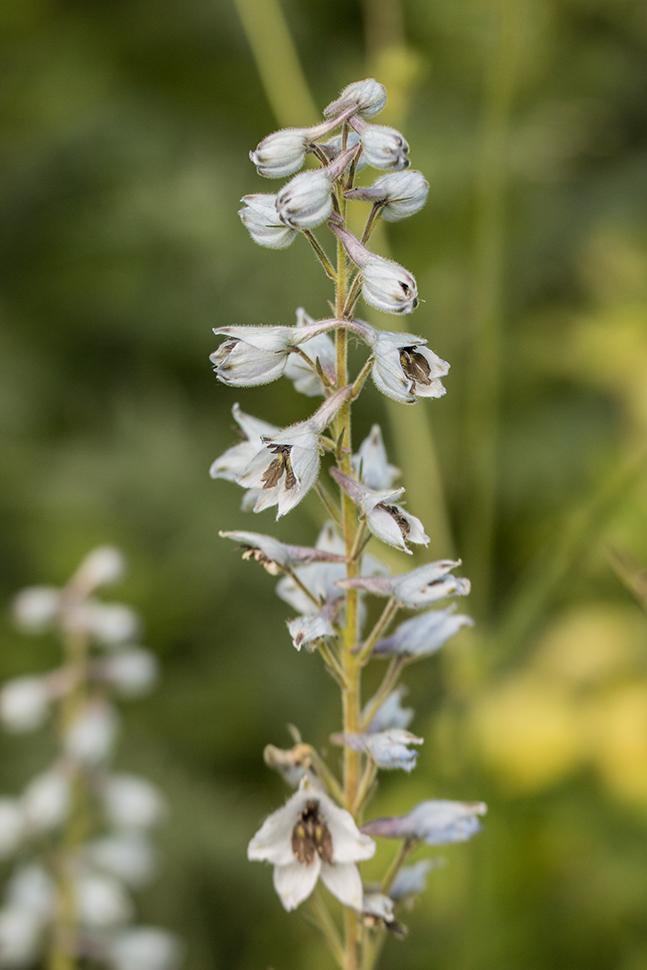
[304,231,337,281]
[380,838,417,894]
[309,890,347,970]
[360,657,406,732]
[355,598,398,666]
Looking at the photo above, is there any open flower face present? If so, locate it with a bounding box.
[247,781,375,912]
[237,422,321,518]
[372,332,449,404]
[331,471,429,554]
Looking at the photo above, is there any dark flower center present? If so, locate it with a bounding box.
[400,348,431,385]
[262,444,297,490]
[292,799,334,866]
[378,504,411,538]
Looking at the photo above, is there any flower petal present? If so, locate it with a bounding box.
[273,858,321,911]
[319,862,364,910]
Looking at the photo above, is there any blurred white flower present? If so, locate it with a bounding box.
[0,908,43,969]
[99,649,159,698]
[74,547,125,593]
[76,602,140,647]
[65,701,118,765]
[107,927,183,970]
[76,872,133,928]
[389,859,442,901]
[248,778,375,912]
[22,771,70,832]
[11,587,60,633]
[373,606,473,658]
[86,834,155,889]
[102,776,166,831]
[6,866,55,921]
[0,677,51,733]
[362,800,487,844]
[363,686,414,734]
[335,729,423,771]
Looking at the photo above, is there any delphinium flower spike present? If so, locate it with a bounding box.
[0,549,182,970]
[213,77,485,970]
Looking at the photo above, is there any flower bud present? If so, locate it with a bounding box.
[345,170,428,221]
[74,546,125,592]
[70,601,140,646]
[250,128,310,178]
[22,770,70,832]
[363,256,418,314]
[7,864,55,919]
[238,194,297,249]
[76,872,133,928]
[86,833,155,888]
[102,775,166,830]
[351,118,409,170]
[12,586,60,633]
[99,648,159,697]
[324,78,387,119]
[65,701,118,765]
[0,676,51,733]
[108,928,183,970]
[0,909,42,967]
[276,170,333,230]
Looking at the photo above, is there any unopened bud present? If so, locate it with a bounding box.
[362,256,418,314]
[76,873,133,928]
[324,78,387,119]
[346,170,428,221]
[250,128,310,178]
[100,648,159,698]
[74,546,125,592]
[22,770,70,832]
[12,586,60,633]
[108,928,183,970]
[102,775,166,830]
[238,194,297,249]
[276,170,333,230]
[0,676,51,733]
[351,118,409,170]
[65,701,118,765]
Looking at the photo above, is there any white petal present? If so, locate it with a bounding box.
[319,797,376,863]
[273,858,321,911]
[366,507,411,553]
[247,790,308,866]
[232,404,280,442]
[319,862,363,910]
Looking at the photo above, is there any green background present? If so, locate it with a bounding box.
[2,0,647,967]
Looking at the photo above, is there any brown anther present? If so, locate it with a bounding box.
[399,348,431,385]
[291,800,334,867]
[378,503,411,539]
[261,445,297,490]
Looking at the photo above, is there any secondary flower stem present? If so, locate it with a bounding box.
[309,889,347,970]
[380,838,417,894]
[314,481,342,527]
[355,598,398,666]
[360,657,406,732]
[304,230,337,280]
[361,203,383,245]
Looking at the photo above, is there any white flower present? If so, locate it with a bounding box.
[219,528,347,576]
[345,170,429,221]
[331,226,418,315]
[6,865,55,921]
[249,114,354,178]
[352,425,400,490]
[64,701,118,765]
[276,146,358,230]
[350,118,409,170]
[12,587,60,633]
[336,560,470,609]
[324,79,387,119]
[0,908,43,968]
[362,800,487,844]
[210,317,338,387]
[69,601,140,646]
[286,608,336,652]
[335,729,423,771]
[86,834,155,888]
[108,928,183,970]
[237,387,351,518]
[73,547,125,592]
[370,330,449,403]
[238,194,297,249]
[362,256,418,314]
[247,778,375,911]
[331,470,429,554]
[0,800,24,859]
[373,606,473,658]
[210,404,280,511]
[250,128,311,178]
[362,892,395,923]
[76,872,133,928]
[102,775,166,830]
[0,677,51,733]
[99,648,159,697]
[363,685,413,733]
[389,859,442,901]
[276,170,333,230]
[283,310,336,397]
[22,770,70,832]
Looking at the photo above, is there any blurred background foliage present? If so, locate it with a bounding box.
[2,0,647,967]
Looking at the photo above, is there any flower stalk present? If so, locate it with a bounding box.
[215,78,485,970]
